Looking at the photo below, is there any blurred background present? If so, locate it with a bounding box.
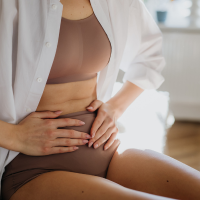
[114,0,200,171]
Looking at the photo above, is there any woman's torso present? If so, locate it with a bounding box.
[36,0,111,115]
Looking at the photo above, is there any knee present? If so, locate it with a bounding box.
[118,148,150,162]
[122,148,145,156]
[113,148,169,170]
[108,148,147,171]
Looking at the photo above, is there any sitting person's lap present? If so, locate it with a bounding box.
[9,146,200,200]
[1,111,119,200]
[3,108,200,200]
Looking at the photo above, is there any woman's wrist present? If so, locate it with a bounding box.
[0,120,19,151]
[9,124,24,152]
[106,81,144,120]
[105,99,125,121]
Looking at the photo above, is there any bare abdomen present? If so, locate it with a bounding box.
[36,76,97,115]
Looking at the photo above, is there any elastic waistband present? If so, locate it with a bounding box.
[57,110,97,118]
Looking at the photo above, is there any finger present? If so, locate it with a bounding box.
[86,100,103,112]
[103,132,118,150]
[31,110,63,119]
[93,126,114,149]
[90,111,106,137]
[88,120,113,147]
[88,124,115,148]
[44,118,85,128]
[51,138,89,147]
[54,129,92,139]
[92,117,114,142]
[44,146,79,155]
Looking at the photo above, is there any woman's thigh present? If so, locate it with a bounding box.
[106,148,200,200]
[10,170,173,200]
[10,171,118,200]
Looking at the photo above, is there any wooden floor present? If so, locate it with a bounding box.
[164,120,200,171]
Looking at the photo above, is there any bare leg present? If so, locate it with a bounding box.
[106,148,200,200]
[10,170,174,200]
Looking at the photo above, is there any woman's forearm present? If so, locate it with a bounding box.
[0,119,17,150]
[106,81,144,120]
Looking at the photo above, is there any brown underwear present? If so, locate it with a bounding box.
[1,110,119,200]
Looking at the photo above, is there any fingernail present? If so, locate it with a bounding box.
[91,131,95,138]
[54,110,63,114]
[83,140,88,144]
[88,142,93,148]
[87,106,93,109]
[94,144,98,149]
[74,147,79,150]
[85,135,92,139]
[79,121,85,125]
[104,146,108,151]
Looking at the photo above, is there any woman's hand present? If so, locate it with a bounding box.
[86,100,120,151]
[86,81,144,151]
[13,110,92,156]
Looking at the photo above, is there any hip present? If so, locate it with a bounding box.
[2,109,120,179]
[1,109,120,200]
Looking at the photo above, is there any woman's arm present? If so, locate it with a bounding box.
[0,120,17,150]
[86,0,165,150]
[106,80,144,120]
[86,81,144,150]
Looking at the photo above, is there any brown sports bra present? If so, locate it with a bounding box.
[46,12,111,84]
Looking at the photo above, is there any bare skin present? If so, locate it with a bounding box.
[107,149,200,200]
[9,0,200,200]
[36,75,97,115]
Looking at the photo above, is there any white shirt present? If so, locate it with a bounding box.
[0,0,165,194]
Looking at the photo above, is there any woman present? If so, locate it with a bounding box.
[0,0,200,199]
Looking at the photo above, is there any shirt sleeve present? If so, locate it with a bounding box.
[122,0,166,90]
